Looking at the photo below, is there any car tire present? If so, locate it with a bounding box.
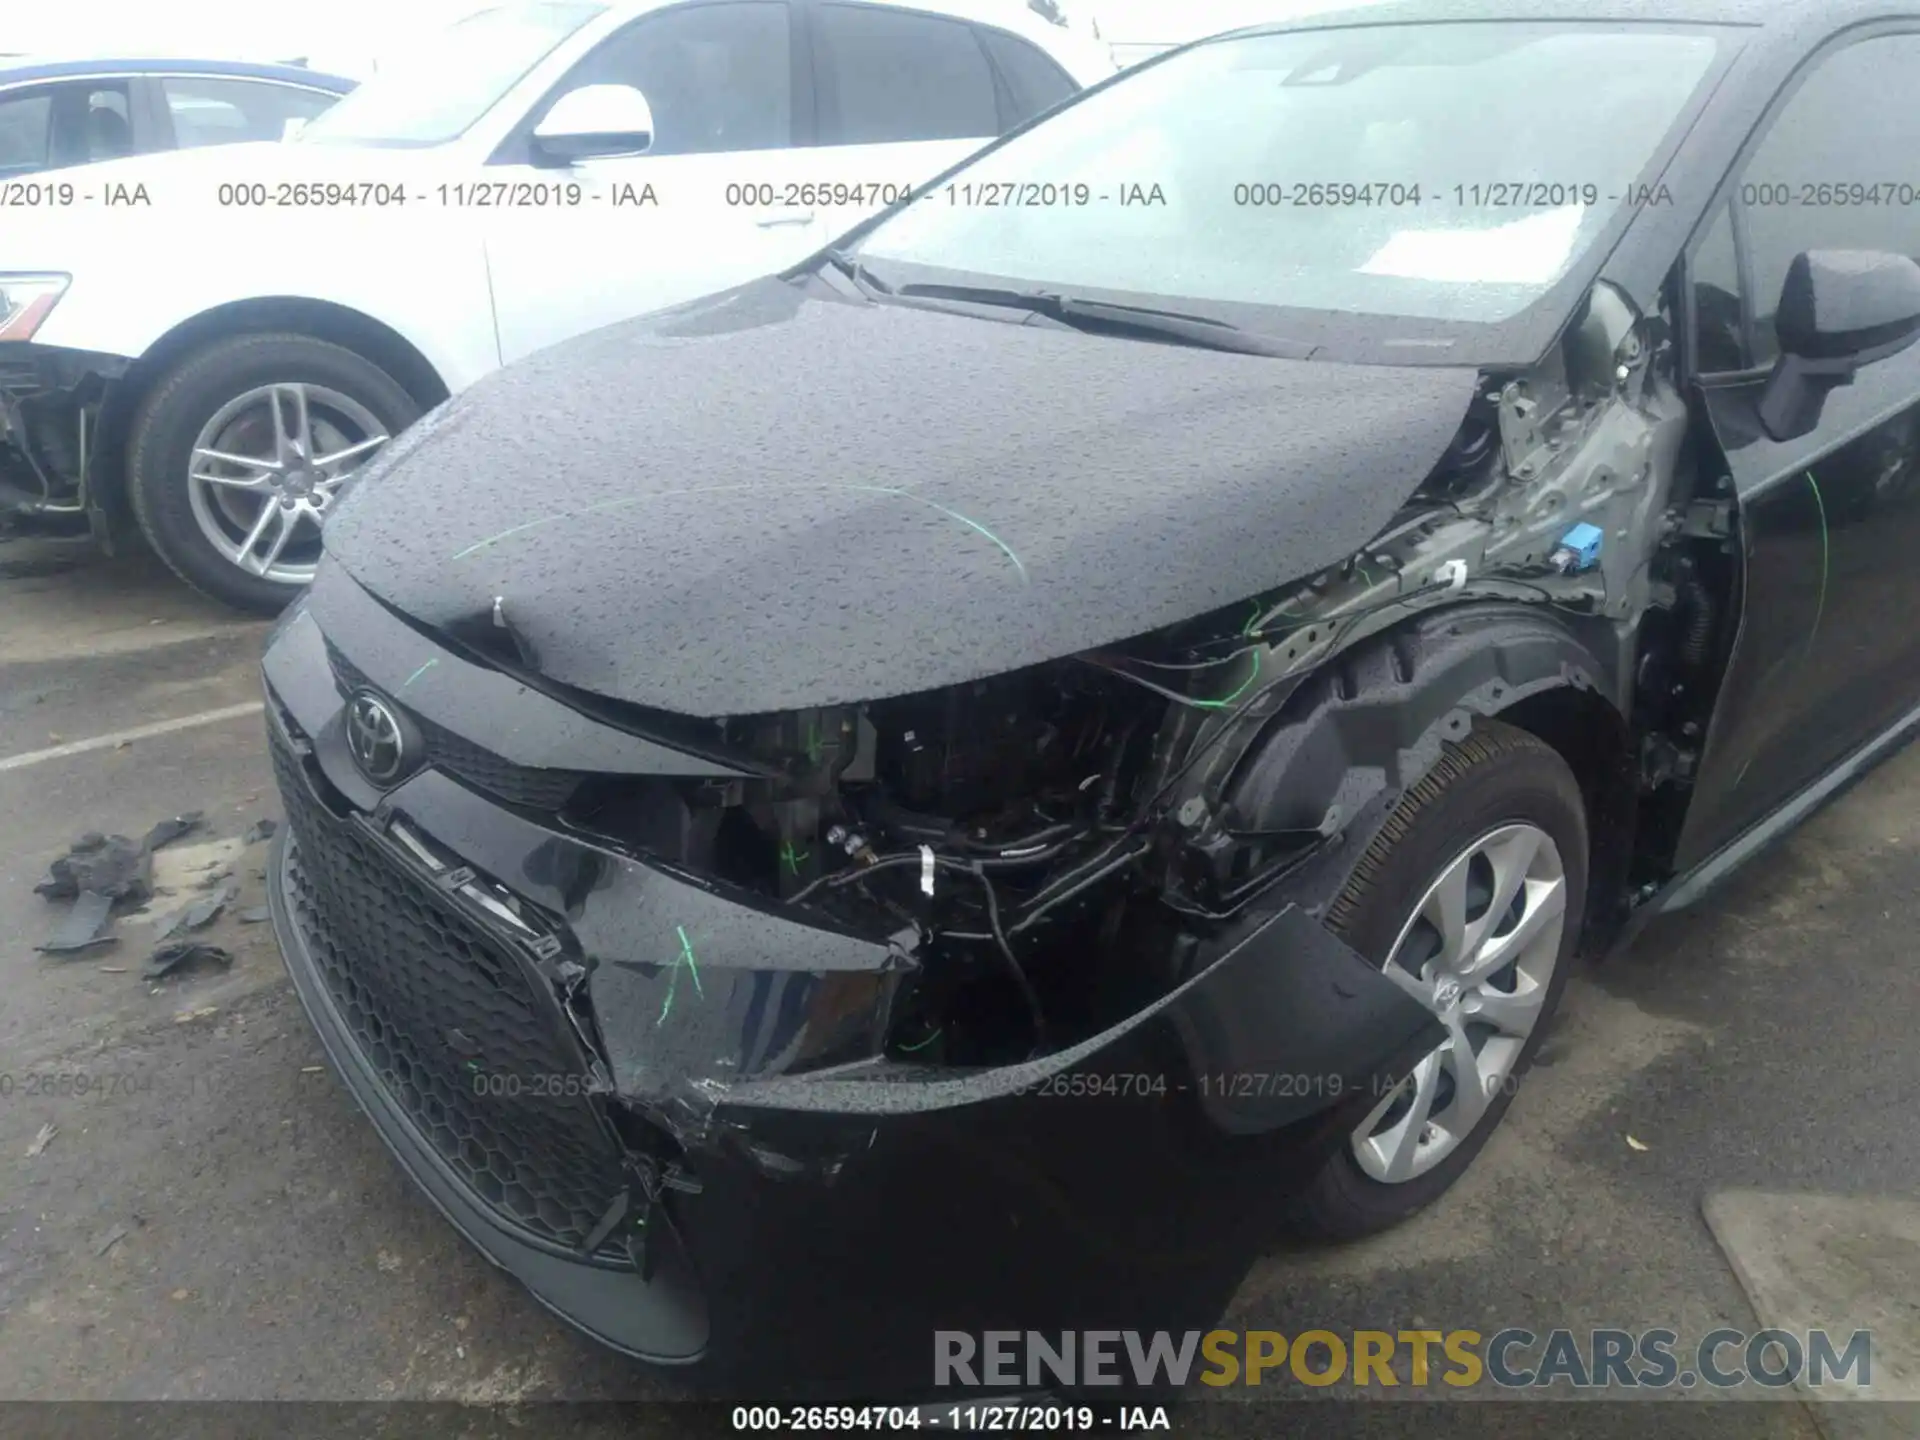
[126,333,420,614]
[1288,719,1587,1241]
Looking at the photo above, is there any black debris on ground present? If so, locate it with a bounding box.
[34,889,119,955]
[150,879,235,943]
[32,811,207,957]
[181,881,233,932]
[35,834,153,906]
[141,811,204,851]
[240,817,277,845]
[142,940,234,982]
[150,905,191,944]
[34,811,203,905]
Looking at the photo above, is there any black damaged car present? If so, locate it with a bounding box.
[262,0,1920,1398]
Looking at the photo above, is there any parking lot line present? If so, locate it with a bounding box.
[0,701,264,773]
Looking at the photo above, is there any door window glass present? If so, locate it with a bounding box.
[977,26,1076,126]
[0,91,52,173]
[82,86,133,161]
[41,83,133,167]
[1738,35,1920,367]
[814,3,999,144]
[162,78,339,146]
[1689,204,1747,373]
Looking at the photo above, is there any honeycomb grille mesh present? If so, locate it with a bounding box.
[272,732,629,1255]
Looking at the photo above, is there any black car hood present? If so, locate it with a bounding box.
[324,277,1481,717]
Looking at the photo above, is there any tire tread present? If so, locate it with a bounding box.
[1287,718,1586,1242]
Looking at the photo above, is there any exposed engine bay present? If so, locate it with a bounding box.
[548,280,1731,1071]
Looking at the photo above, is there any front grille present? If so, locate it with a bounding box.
[271,730,630,1256]
[414,723,583,810]
[325,641,583,810]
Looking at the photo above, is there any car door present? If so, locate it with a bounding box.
[484,0,825,365]
[153,75,344,149]
[803,2,1070,239]
[1676,28,1920,869]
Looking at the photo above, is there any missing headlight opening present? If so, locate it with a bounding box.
[551,303,1676,1073]
[561,662,1162,1065]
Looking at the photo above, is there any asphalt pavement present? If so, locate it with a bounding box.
[3,531,1914,1439]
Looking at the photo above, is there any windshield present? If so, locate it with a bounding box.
[854,22,1723,331]
[299,2,605,148]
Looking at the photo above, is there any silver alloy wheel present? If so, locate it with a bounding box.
[1350,822,1567,1184]
[186,382,390,587]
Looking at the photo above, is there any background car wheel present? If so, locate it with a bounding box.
[127,333,420,613]
[1288,720,1588,1241]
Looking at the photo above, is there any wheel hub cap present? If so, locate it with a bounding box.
[1349,820,1568,1184]
[185,381,391,587]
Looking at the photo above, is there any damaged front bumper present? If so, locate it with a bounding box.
[261,582,1442,1398]
[0,341,127,523]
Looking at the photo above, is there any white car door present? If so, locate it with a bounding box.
[485,0,828,365]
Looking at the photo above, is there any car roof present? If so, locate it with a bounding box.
[594,0,1103,48]
[0,57,356,90]
[1224,0,1913,28]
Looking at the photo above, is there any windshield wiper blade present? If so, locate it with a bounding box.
[894,283,1312,358]
[1051,295,1316,358]
[821,249,893,297]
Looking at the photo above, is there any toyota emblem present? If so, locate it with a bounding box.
[345,690,407,785]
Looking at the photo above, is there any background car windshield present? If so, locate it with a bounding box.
[298,1,604,147]
[855,22,1721,325]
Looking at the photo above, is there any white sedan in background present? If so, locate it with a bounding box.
[0,0,1112,610]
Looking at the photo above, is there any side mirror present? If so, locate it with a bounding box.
[531,84,654,165]
[1757,249,1920,441]
[281,116,309,141]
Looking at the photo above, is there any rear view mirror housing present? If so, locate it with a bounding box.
[532,84,654,165]
[1758,248,1920,441]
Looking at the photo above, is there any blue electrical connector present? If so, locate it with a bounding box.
[1551,522,1604,573]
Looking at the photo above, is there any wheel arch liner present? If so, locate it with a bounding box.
[1216,603,1618,911]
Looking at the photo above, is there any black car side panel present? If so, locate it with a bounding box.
[1681,354,1920,870]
